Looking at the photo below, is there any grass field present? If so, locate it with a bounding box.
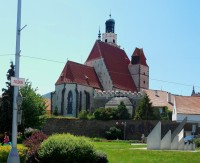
[93,141,200,163]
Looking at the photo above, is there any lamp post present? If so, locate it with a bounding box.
[116,121,127,140]
[7,0,22,162]
[122,122,127,140]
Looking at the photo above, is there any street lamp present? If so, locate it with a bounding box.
[116,121,127,140]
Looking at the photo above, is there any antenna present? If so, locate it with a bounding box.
[109,9,111,18]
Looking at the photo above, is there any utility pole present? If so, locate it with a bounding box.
[8,0,22,162]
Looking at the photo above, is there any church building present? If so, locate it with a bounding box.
[51,16,149,117]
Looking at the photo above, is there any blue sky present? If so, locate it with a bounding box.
[0,0,200,96]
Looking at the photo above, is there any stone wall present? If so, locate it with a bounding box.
[42,118,199,140]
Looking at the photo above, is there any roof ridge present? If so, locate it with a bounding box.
[67,62,75,82]
[97,41,103,58]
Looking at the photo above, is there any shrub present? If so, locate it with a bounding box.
[53,106,59,116]
[95,150,108,163]
[23,131,48,162]
[105,127,123,140]
[38,133,104,163]
[78,110,95,120]
[0,145,27,163]
[78,110,89,119]
[94,108,118,120]
[94,102,131,120]
[194,138,200,148]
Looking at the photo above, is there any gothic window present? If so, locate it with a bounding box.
[85,91,90,112]
[67,91,73,114]
[61,88,66,115]
[79,92,82,112]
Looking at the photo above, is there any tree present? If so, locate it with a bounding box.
[134,94,156,120]
[117,101,130,119]
[19,81,47,134]
[93,101,130,120]
[0,62,15,133]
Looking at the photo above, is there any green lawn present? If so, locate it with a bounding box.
[93,141,200,163]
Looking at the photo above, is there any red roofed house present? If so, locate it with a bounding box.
[52,16,149,117]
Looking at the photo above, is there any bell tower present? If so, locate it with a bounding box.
[102,14,117,45]
[128,48,149,91]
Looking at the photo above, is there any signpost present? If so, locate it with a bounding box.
[7,1,23,163]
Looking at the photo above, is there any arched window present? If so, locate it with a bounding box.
[105,39,107,43]
[67,91,73,114]
[79,92,82,112]
[85,91,90,112]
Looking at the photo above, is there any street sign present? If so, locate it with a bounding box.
[11,77,25,87]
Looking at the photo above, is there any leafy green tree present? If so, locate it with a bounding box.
[94,101,130,120]
[117,101,130,119]
[94,107,118,120]
[19,81,47,134]
[0,62,15,133]
[134,94,156,120]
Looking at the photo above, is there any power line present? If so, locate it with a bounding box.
[1,53,199,89]
[149,78,200,88]
[0,54,14,56]
[21,55,65,64]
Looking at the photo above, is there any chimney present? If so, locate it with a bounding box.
[167,92,171,103]
[155,90,158,96]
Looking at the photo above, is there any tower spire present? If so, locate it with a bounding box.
[191,85,195,96]
[98,27,101,41]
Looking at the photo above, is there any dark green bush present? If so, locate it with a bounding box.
[78,110,88,119]
[53,106,59,116]
[194,138,200,148]
[105,127,123,140]
[94,107,118,120]
[117,101,130,119]
[94,102,130,120]
[38,133,98,163]
[78,110,94,120]
[95,151,108,163]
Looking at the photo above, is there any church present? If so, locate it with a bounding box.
[51,16,149,117]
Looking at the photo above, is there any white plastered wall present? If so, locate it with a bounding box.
[128,64,149,91]
[102,33,117,44]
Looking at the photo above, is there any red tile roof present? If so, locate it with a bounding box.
[175,96,200,115]
[56,61,102,89]
[85,41,137,92]
[145,89,200,115]
[131,48,148,67]
[144,89,175,111]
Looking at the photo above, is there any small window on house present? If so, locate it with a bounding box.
[143,81,145,84]
[143,72,146,75]
[105,39,107,43]
[113,39,115,43]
